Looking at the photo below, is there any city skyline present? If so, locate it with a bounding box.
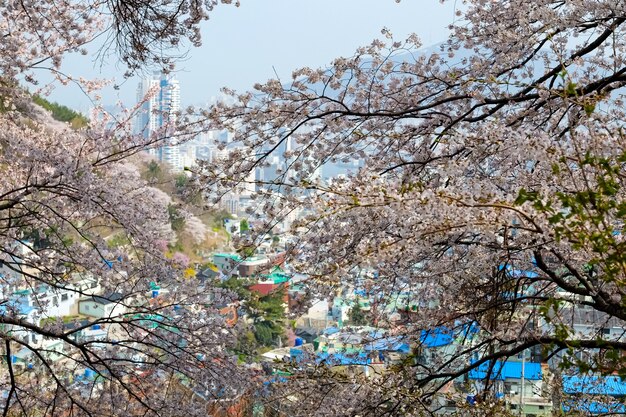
[44,1,457,112]
[135,73,183,171]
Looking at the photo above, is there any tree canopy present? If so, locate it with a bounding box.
[199,1,626,415]
[217,277,286,350]
[5,0,626,415]
[0,0,246,415]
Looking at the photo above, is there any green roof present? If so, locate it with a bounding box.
[272,370,292,376]
[127,313,179,331]
[258,266,291,284]
[266,273,290,284]
[214,253,242,261]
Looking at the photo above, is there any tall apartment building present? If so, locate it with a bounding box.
[136,73,183,171]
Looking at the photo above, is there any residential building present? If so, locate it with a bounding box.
[212,253,271,278]
[562,375,626,415]
[78,293,126,318]
[136,73,183,171]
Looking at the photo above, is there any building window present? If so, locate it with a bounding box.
[61,294,68,302]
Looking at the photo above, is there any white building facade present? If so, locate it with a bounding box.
[136,73,183,171]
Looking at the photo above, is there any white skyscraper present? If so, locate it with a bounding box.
[136,73,183,171]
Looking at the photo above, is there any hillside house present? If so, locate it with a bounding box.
[78,293,125,318]
[468,360,552,416]
[562,375,626,415]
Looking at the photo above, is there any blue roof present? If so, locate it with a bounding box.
[462,322,480,336]
[0,297,35,316]
[563,375,626,396]
[563,400,626,414]
[509,269,539,278]
[364,336,410,353]
[394,343,410,353]
[498,264,539,278]
[469,361,542,381]
[289,348,305,363]
[368,329,386,339]
[263,376,288,386]
[316,352,370,366]
[323,327,340,335]
[420,327,454,348]
[418,323,479,349]
[289,348,303,356]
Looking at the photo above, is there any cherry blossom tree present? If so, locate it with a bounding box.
[199,1,626,414]
[0,0,250,416]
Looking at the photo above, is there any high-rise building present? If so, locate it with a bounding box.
[136,73,183,171]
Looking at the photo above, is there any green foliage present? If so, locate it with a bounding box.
[217,277,286,347]
[516,149,626,368]
[167,239,184,253]
[107,233,130,248]
[240,218,249,232]
[209,209,233,230]
[174,172,189,190]
[516,153,626,249]
[218,276,253,300]
[564,81,577,97]
[173,172,204,205]
[146,160,163,182]
[236,244,256,258]
[167,204,186,232]
[254,287,287,324]
[583,102,596,116]
[20,228,51,249]
[253,322,276,346]
[348,301,369,326]
[234,330,258,362]
[32,95,88,128]
[515,150,626,283]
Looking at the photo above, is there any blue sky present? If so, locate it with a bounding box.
[48,1,458,111]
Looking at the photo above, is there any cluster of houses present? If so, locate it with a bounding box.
[0,267,128,366]
[0,242,171,380]
[204,252,626,417]
[260,323,626,416]
[3,232,624,417]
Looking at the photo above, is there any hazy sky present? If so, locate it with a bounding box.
[49,1,459,111]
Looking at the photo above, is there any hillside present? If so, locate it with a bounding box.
[132,155,231,264]
[29,95,230,266]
